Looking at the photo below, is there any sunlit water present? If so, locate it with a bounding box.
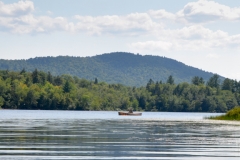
[0,110,240,160]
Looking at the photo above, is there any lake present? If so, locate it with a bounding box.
[0,110,239,160]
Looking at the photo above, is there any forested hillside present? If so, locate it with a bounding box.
[0,52,218,86]
[0,69,239,112]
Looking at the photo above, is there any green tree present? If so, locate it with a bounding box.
[191,76,205,85]
[0,78,7,96]
[20,68,26,74]
[63,80,71,93]
[24,84,40,109]
[167,75,174,85]
[94,78,98,84]
[233,80,240,93]
[0,96,4,108]
[11,80,28,108]
[54,76,63,86]
[146,79,154,91]
[202,97,217,112]
[215,97,227,112]
[207,74,220,88]
[1,68,239,112]
[47,71,53,84]
[32,69,40,84]
[154,81,161,96]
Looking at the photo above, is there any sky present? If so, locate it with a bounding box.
[0,0,240,80]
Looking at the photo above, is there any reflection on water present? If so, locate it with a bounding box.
[0,111,239,159]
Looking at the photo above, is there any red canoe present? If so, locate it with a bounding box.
[118,111,142,116]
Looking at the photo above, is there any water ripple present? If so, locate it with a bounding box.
[0,113,240,159]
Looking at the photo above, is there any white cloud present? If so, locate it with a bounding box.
[173,25,228,40]
[0,1,73,34]
[177,0,240,23]
[0,14,71,34]
[148,9,176,20]
[0,1,34,17]
[130,24,240,52]
[74,13,162,35]
[0,0,240,52]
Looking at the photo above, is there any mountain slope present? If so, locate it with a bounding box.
[0,52,219,86]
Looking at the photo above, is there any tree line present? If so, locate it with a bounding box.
[0,69,240,112]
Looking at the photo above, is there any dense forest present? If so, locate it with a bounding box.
[0,52,219,86]
[0,69,240,112]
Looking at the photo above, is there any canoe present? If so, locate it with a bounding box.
[118,111,142,116]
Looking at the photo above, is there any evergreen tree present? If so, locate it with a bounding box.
[0,69,240,112]
[207,74,220,88]
[154,81,161,95]
[63,80,71,93]
[146,79,154,91]
[54,76,63,86]
[32,69,40,84]
[20,68,26,74]
[222,78,233,91]
[233,80,240,93]
[94,78,98,84]
[47,71,53,84]
[0,96,4,108]
[192,76,205,85]
[167,75,174,85]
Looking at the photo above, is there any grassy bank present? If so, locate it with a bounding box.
[208,107,240,121]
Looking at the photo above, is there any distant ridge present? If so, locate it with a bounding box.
[0,52,221,86]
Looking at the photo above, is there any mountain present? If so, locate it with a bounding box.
[0,52,220,86]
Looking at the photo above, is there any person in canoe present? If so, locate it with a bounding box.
[128,107,133,113]
[118,107,142,116]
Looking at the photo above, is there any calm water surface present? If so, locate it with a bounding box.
[0,110,239,160]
